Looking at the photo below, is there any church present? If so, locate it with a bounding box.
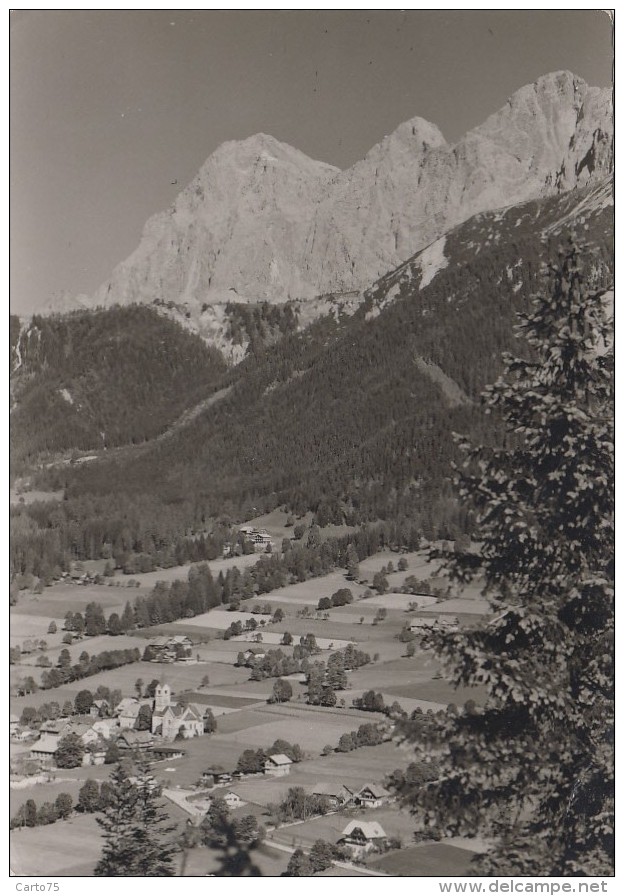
[151,683,204,740]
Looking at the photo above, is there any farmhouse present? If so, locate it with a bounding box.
[339,820,387,857]
[90,699,110,718]
[84,740,108,765]
[30,734,61,763]
[91,717,117,738]
[12,728,33,743]
[243,646,267,664]
[150,743,186,761]
[148,635,193,663]
[10,714,19,736]
[264,753,292,776]
[116,697,143,728]
[115,729,155,752]
[39,719,71,736]
[310,782,350,808]
[222,791,245,809]
[409,616,436,632]
[410,615,459,633]
[68,722,100,746]
[202,766,232,785]
[354,782,391,808]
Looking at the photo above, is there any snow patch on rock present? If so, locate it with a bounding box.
[418,236,448,289]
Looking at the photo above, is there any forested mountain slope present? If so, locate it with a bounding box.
[28,179,612,562]
[10,305,227,472]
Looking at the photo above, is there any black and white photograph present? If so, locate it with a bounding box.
[9,8,614,883]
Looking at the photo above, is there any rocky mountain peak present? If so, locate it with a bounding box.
[65,71,611,326]
[376,116,448,154]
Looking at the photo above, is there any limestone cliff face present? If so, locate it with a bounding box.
[85,71,612,316]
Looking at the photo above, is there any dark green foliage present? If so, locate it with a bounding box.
[202,708,217,734]
[309,839,336,873]
[36,802,59,826]
[11,304,226,473]
[285,848,313,876]
[225,300,298,350]
[404,240,614,875]
[329,587,353,606]
[55,733,84,768]
[192,797,263,875]
[336,733,356,753]
[270,678,293,703]
[95,761,177,876]
[266,739,303,763]
[78,779,101,813]
[276,787,331,822]
[40,648,140,690]
[372,571,388,594]
[74,689,94,714]
[236,749,266,775]
[10,799,41,830]
[135,704,153,731]
[356,722,384,747]
[104,741,121,765]
[36,187,611,552]
[352,690,385,713]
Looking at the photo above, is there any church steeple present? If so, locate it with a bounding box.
[154,682,171,713]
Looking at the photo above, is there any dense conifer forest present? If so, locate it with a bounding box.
[10,184,613,579]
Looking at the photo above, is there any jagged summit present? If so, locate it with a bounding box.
[197,131,339,175]
[375,116,448,153]
[54,70,611,321]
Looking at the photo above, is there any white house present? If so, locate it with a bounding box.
[354,783,391,809]
[223,791,245,809]
[243,646,267,664]
[339,820,387,856]
[116,698,142,729]
[10,714,20,736]
[264,753,292,776]
[91,717,117,738]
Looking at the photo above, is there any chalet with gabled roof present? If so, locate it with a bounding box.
[264,753,292,776]
[310,781,351,808]
[30,734,61,763]
[354,782,391,808]
[339,820,387,856]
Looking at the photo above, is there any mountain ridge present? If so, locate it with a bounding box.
[45,70,611,322]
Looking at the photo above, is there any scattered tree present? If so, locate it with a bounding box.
[270,678,293,704]
[78,779,101,813]
[95,761,177,876]
[55,733,84,769]
[285,848,313,876]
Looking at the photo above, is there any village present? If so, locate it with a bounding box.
[10,516,490,876]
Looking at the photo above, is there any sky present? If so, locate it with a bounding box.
[10,9,614,315]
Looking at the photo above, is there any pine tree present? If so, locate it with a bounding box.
[406,239,614,874]
[94,761,177,876]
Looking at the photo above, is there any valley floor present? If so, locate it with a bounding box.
[10,544,491,877]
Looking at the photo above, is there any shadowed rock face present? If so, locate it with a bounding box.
[67,71,611,319]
